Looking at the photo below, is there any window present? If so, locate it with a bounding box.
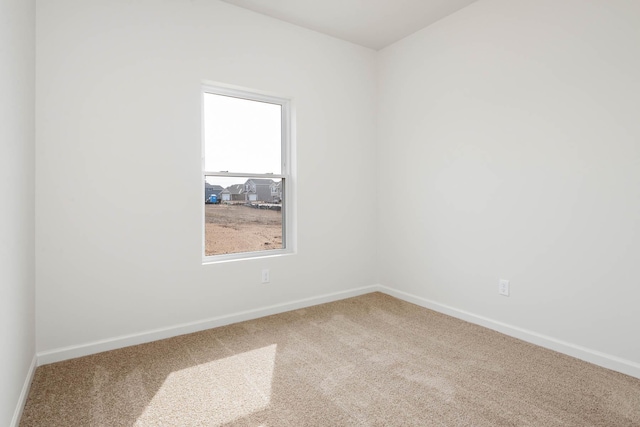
[202,84,292,261]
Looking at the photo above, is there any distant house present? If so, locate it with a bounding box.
[205,183,224,202]
[244,179,274,202]
[270,181,282,203]
[221,184,245,202]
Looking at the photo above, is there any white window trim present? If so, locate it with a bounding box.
[201,83,294,264]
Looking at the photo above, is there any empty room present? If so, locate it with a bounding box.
[2,0,640,425]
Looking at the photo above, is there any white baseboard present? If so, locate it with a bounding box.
[378,285,640,380]
[11,354,37,427]
[37,285,379,366]
[36,283,640,380]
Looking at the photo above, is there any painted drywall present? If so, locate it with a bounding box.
[378,0,640,367]
[0,0,36,424]
[36,0,377,353]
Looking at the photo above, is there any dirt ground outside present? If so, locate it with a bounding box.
[204,204,283,256]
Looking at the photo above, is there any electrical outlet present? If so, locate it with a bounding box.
[261,269,270,284]
[499,279,510,296]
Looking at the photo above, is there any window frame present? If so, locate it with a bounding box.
[201,83,293,263]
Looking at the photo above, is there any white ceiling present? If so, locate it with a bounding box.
[220,0,479,50]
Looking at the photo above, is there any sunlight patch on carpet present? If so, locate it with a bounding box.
[135,344,277,426]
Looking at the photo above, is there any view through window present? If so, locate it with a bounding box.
[203,86,290,259]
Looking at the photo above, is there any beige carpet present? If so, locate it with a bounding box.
[20,292,640,426]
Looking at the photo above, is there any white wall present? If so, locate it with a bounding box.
[378,0,640,369]
[0,0,36,424]
[35,0,640,378]
[36,0,377,353]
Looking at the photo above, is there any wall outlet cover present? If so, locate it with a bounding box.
[499,279,510,296]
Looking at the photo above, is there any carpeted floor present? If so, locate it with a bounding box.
[20,292,640,426]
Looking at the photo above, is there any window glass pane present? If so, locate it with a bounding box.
[204,93,282,174]
[205,176,284,256]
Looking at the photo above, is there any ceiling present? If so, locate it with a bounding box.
[220,0,480,50]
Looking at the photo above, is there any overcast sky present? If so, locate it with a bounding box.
[204,92,281,189]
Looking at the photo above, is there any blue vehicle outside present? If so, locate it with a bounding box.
[205,194,220,204]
